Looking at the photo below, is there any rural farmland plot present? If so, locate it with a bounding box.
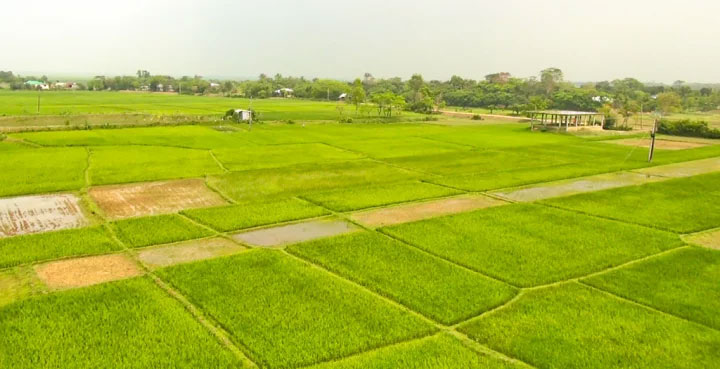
[1,116,720,368]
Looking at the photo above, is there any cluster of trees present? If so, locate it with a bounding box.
[0,71,65,89]
[86,71,230,95]
[3,68,720,120]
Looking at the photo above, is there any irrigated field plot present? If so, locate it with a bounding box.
[307,333,525,369]
[0,278,246,368]
[0,111,719,368]
[545,171,720,233]
[383,204,683,287]
[0,147,87,197]
[459,283,720,369]
[288,232,517,324]
[158,250,435,368]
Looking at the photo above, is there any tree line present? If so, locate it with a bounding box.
[2,69,719,122]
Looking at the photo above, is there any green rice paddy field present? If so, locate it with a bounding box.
[1,93,720,368]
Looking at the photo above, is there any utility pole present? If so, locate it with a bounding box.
[648,118,658,162]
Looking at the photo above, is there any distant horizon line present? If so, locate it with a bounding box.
[5,69,720,87]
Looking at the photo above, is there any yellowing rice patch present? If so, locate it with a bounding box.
[233,219,359,247]
[350,195,506,227]
[138,238,245,269]
[685,229,720,250]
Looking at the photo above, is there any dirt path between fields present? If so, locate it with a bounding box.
[351,195,506,227]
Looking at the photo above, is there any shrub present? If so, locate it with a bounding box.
[471,114,483,121]
[339,117,353,123]
[658,119,720,139]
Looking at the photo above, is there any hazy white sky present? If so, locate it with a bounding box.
[3,0,719,82]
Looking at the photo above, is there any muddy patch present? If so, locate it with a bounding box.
[0,194,87,238]
[634,157,720,178]
[34,254,142,290]
[233,219,359,247]
[606,138,708,150]
[351,196,506,227]
[90,179,227,220]
[138,238,245,269]
[493,172,665,202]
[685,229,720,250]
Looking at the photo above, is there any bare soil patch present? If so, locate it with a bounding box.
[492,172,665,202]
[90,179,227,219]
[606,138,708,150]
[233,219,359,247]
[634,157,720,178]
[34,254,142,290]
[0,194,88,238]
[686,229,720,250]
[351,195,506,227]
[138,238,245,269]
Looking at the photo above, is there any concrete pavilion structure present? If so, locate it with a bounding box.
[528,110,605,132]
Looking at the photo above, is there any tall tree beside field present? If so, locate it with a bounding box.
[540,68,563,95]
[350,79,365,112]
[657,92,682,114]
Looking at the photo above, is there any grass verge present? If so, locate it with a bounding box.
[0,226,119,268]
[182,198,329,232]
[111,214,214,248]
[301,181,462,212]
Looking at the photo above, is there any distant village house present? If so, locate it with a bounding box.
[274,88,294,97]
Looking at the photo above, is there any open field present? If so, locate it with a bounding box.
[0,95,719,368]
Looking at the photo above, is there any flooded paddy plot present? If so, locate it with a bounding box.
[89,178,226,219]
[351,195,506,228]
[233,219,359,247]
[606,138,708,150]
[138,238,245,269]
[492,171,664,202]
[0,194,87,238]
[34,254,142,290]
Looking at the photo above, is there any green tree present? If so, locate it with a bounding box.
[540,68,563,95]
[656,92,682,114]
[350,78,366,112]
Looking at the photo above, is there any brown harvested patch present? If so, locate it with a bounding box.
[34,254,142,290]
[351,195,506,227]
[606,138,708,150]
[686,229,720,250]
[138,238,245,269]
[90,179,227,220]
[0,194,87,238]
[233,219,359,247]
[634,157,720,178]
[493,172,665,202]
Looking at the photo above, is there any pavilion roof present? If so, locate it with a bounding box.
[528,110,603,116]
